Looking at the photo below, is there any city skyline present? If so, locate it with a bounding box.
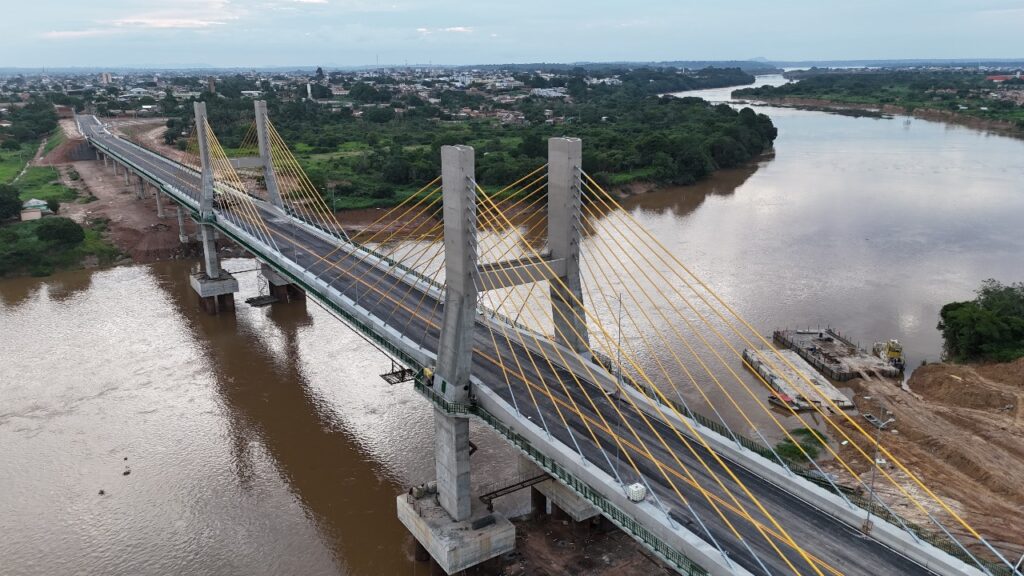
[2,0,1023,68]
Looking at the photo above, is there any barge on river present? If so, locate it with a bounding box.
[773,328,902,381]
[742,348,855,412]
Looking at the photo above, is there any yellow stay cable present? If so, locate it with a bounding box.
[583,175,985,549]
[476,187,825,576]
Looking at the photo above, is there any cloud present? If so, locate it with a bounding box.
[417,26,474,35]
[292,0,329,3]
[42,29,114,39]
[110,17,227,29]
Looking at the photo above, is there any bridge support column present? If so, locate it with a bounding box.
[547,138,588,354]
[176,206,190,243]
[112,162,120,176]
[518,454,599,522]
[155,187,165,218]
[260,262,305,303]
[189,101,237,315]
[102,153,109,168]
[136,176,145,200]
[254,100,285,209]
[124,168,130,186]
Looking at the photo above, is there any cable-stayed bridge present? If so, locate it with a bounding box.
[78,102,1018,576]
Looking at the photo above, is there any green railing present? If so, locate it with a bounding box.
[412,373,709,576]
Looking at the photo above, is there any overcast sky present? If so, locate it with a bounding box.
[3,0,1022,68]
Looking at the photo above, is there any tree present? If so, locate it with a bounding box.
[0,184,21,220]
[315,67,325,80]
[363,107,396,124]
[310,84,332,100]
[938,280,1024,362]
[35,217,85,245]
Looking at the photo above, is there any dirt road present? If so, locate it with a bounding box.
[825,359,1024,561]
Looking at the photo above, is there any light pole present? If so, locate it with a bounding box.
[863,440,880,533]
[614,292,623,485]
[864,398,893,533]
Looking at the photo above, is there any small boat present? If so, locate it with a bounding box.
[769,393,805,411]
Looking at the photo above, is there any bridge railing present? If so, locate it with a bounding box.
[565,355,1008,573]
[413,373,710,576]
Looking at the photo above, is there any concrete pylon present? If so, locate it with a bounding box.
[254,100,285,209]
[155,187,165,218]
[433,144,476,522]
[194,101,219,279]
[547,138,588,354]
[189,101,238,314]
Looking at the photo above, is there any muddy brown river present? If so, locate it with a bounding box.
[2,76,1023,575]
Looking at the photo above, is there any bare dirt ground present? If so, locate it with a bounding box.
[824,359,1024,561]
[111,118,190,164]
[41,119,199,263]
[448,515,672,576]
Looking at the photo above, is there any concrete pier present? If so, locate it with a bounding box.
[397,490,514,575]
[189,270,239,314]
[261,262,305,303]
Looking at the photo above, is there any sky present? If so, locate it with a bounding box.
[2,0,1023,68]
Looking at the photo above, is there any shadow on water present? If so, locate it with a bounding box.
[619,155,771,219]
[156,262,417,575]
[0,269,94,308]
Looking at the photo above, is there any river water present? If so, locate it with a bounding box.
[2,75,1023,575]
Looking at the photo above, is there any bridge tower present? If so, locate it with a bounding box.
[250,100,304,303]
[433,144,477,522]
[547,137,588,354]
[188,101,239,315]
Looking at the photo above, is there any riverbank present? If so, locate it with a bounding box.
[824,359,1024,560]
[739,96,1024,139]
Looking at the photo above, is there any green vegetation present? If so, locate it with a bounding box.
[42,130,65,155]
[164,67,775,209]
[0,184,20,220]
[15,167,76,205]
[774,428,827,463]
[734,70,1024,128]
[938,279,1024,363]
[0,98,59,145]
[0,142,35,183]
[0,217,120,277]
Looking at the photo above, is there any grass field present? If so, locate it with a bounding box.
[0,143,35,183]
[15,167,77,204]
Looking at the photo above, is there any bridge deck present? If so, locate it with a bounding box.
[82,116,936,576]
